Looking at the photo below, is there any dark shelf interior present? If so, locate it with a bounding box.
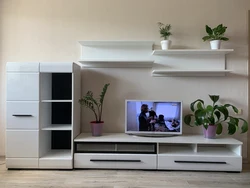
[51,130,71,149]
[52,73,72,100]
[51,102,72,124]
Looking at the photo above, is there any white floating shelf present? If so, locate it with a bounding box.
[152,70,232,77]
[41,100,72,102]
[40,150,72,160]
[79,41,154,47]
[152,49,234,55]
[79,59,154,68]
[42,124,72,131]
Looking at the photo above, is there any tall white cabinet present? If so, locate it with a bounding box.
[6,62,81,169]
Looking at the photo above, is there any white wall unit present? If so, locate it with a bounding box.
[6,62,81,169]
[151,70,232,77]
[79,41,154,68]
[152,49,234,55]
[74,133,243,172]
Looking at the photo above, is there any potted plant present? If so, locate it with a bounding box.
[202,24,229,49]
[184,95,248,139]
[157,22,172,50]
[79,83,110,136]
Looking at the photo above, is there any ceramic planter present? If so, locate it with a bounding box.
[210,40,221,49]
[90,121,104,136]
[203,125,217,139]
[161,40,171,50]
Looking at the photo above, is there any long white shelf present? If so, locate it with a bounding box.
[40,150,72,160]
[41,124,72,131]
[79,41,154,47]
[152,49,234,55]
[151,70,232,77]
[79,59,154,68]
[41,100,72,102]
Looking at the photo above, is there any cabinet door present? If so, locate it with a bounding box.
[7,73,39,101]
[6,101,39,129]
[6,130,39,158]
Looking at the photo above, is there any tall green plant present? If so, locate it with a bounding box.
[184,95,248,135]
[157,22,172,40]
[202,24,229,41]
[79,83,110,123]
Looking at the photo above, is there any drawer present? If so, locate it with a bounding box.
[6,130,39,158]
[6,158,38,169]
[7,101,39,129]
[74,154,157,169]
[158,155,242,172]
[6,62,39,72]
[39,159,72,169]
[7,73,39,101]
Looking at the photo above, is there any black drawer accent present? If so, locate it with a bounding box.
[12,114,33,117]
[90,159,141,162]
[174,160,227,164]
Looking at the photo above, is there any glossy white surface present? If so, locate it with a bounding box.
[7,73,39,101]
[152,49,234,55]
[6,101,39,129]
[6,62,39,72]
[40,62,73,72]
[6,130,39,158]
[41,124,72,130]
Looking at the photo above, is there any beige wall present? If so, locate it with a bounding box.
[0,0,250,159]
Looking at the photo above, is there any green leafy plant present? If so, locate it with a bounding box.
[79,83,110,123]
[157,22,172,40]
[202,24,229,41]
[184,95,248,135]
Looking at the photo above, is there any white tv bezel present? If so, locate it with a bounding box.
[125,99,183,136]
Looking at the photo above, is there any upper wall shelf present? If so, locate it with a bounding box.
[79,41,154,47]
[152,49,234,55]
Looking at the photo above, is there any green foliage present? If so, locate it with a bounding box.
[184,95,248,135]
[157,22,172,40]
[79,83,110,123]
[202,24,229,41]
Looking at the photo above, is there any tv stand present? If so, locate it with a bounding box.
[74,133,242,172]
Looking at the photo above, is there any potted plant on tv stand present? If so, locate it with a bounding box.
[79,83,110,136]
[157,22,172,50]
[184,95,248,139]
[202,24,229,49]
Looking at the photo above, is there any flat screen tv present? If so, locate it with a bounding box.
[125,100,182,136]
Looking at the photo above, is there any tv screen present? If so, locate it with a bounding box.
[125,100,182,135]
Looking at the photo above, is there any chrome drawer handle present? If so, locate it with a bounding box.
[174,160,226,164]
[12,114,33,117]
[90,159,141,162]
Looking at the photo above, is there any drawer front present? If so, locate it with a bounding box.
[6,158,38,169]
[6,62,39,72]
[74,154,157,169]
[40,62,73,73]
[158,155,242,171]
[6,130,39,158]
[39,159,72,169]
[7,101,39,129]
[7,73,39,101]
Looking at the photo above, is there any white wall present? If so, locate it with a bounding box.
[0,0,250,158]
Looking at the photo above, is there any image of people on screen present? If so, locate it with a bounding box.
[126,101,181,132]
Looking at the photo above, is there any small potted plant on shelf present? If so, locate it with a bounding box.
[184,95,248,139]
[202,24,229,49]
[79,83,110,136]
[157,22,172,50]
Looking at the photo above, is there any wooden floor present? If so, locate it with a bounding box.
[0,157,250,188]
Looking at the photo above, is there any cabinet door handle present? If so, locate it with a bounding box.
[174,160,226,164]
[12,114,33,117]
[90,159,141,162]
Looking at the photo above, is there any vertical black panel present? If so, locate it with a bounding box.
[51,102,72,124]
[51,131,71,149]
[52,73,72,100]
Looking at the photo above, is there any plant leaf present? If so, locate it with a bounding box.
[99,83,110,104]
[206,25,213,35]
[216,123,223,134]
[214,111,221,121]
[238,118,248,133]
[216,106,229,120]
[224,104,238,113]
[184,114,193,126]
[190,99,204,112]
[209,95,219,104]
[220,37,229,41]
[228,122,236,135]
[202,36,211,41]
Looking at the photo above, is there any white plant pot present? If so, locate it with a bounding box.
[210,40,221,49]
[161,40,171,50]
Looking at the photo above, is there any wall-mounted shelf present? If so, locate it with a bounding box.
[41,100,72,103]
[152,70,232,77]
[79,41,154,47]
[152,49,234,55]
[79,59,154,68]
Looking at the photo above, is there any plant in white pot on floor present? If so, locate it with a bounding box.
[79,83,110,136]
[184,95,248,139]
[157,22,172,50]
[202,24,229,49]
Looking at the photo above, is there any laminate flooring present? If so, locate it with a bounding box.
[0,157,249,188]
